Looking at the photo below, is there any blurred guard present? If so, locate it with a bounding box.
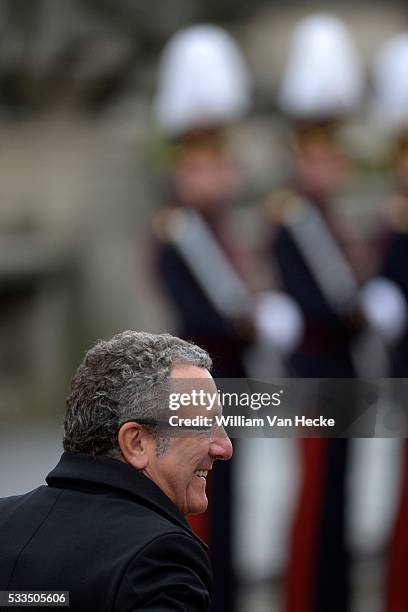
[372,33,408,612]
[153,24,253,376]
[267,15,365,612]
[152,27,304,611]
[151,25,252,612]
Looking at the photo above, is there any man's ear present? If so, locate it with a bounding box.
[118,422,151,469]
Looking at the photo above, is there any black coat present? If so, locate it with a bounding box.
[0,452,212,611]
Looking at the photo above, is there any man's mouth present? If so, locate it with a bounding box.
[194,469,208,479]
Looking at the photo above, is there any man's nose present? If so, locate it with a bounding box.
[209,428,233,460]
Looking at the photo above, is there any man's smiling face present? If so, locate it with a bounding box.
[142,364,233,515]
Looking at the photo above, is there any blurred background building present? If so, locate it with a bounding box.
[1,1,408,611]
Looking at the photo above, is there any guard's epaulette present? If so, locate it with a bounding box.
[263,189,305,225]
[151,206,179,242]
[384,194,408,232]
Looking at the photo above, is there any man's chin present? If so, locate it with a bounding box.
[187,495,208,516]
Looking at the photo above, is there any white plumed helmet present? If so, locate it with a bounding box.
[372,32,408,129]
[279,13,363,120]
[154,24,251,135]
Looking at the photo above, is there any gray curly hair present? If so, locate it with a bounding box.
[63,331,212,457]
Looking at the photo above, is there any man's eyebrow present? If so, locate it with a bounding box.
[121,418,213,431]
[210,406,222,417]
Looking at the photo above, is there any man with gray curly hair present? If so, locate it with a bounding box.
[0,331,233,611]
[64,330,213,457]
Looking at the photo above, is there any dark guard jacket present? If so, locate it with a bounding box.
[382,230,408,375]
[0,452,212,611]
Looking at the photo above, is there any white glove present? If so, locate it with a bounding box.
[254,291,304,354]
[360,277,408,344]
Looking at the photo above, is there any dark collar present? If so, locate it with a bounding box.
[46,452,207,550]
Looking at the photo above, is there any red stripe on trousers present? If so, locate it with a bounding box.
[284,438,328,612]
[386,441,408,612]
